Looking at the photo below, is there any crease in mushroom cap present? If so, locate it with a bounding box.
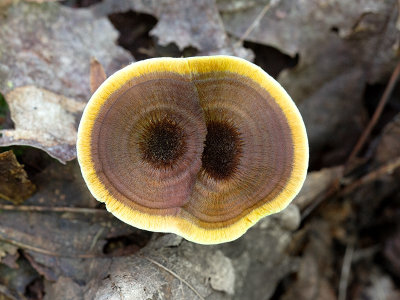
[77,55,309,244]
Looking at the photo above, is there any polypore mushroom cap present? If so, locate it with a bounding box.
[77,56,308,244]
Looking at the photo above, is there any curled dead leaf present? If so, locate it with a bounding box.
[90,58,107,95]
[0,86,86,163]
[0,150,35,204]
[0,1,133,101]
[93,0,254,59]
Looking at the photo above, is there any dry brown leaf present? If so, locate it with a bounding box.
[219,0,399,163]
[0,1,133,102]
[0,150,35,204]
[93,0,254,59]
[3,204,301,299]
[0,159,141,282]
[0,164,301,300]
[0,86,85,163]
[90,58,107,95]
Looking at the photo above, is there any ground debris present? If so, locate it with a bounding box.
[0,0,399,299]
[0,0,132,102]
[220,0,399,165]
[92,0,254,59]
[0,86,85,163]
[0,150,35,205]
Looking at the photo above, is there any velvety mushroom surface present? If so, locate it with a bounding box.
[77,56,308,244]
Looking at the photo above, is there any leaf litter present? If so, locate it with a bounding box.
[0,0,400,299]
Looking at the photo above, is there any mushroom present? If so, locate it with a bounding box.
[77,56,308,244]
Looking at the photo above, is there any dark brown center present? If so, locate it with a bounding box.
[138,117,187,169]
[201,120,242,180]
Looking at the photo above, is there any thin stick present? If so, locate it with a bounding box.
[0,234,102,258]
[235,0,279,46]
[142,255,205,300]
[341,156,400,196]
[0,204,106,214]
[338,244,354,300]
[347,61,400,164]
[302,156,400,219]
[304,62,400,218]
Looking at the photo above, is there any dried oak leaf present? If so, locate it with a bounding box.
[219,0,400,162]
[92,0,253,59]
[0,86,85,163]
[0,0,133,102]
[0,150,35,204]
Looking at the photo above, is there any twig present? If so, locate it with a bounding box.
[0,203,106,214]
[89,227,105,252]
[303,61,400,219]
[341,156,400,196]
[141,255,205,300]
[347,60,400,165]
[0,233,102,258]
[235,0,279,47]
[338,244,354,300]
[302,156,400,220]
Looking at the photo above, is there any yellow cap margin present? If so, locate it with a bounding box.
[77,56,308,244]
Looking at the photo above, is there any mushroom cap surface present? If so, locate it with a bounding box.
[77,56,308,244]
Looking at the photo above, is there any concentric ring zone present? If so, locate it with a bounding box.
[77,56,308,244]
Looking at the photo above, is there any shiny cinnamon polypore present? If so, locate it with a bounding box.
[77,56,308,244]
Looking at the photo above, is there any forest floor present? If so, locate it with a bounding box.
[0,0,400,299]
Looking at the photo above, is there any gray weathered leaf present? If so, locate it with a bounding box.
[0,1,133,102]
[92,0,254,59]
[83,205,301,300]
[219,0,399,162]
[0,86,85,163]
[34,201,302,299]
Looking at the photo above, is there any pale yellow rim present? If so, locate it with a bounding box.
[77,56,308,244]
